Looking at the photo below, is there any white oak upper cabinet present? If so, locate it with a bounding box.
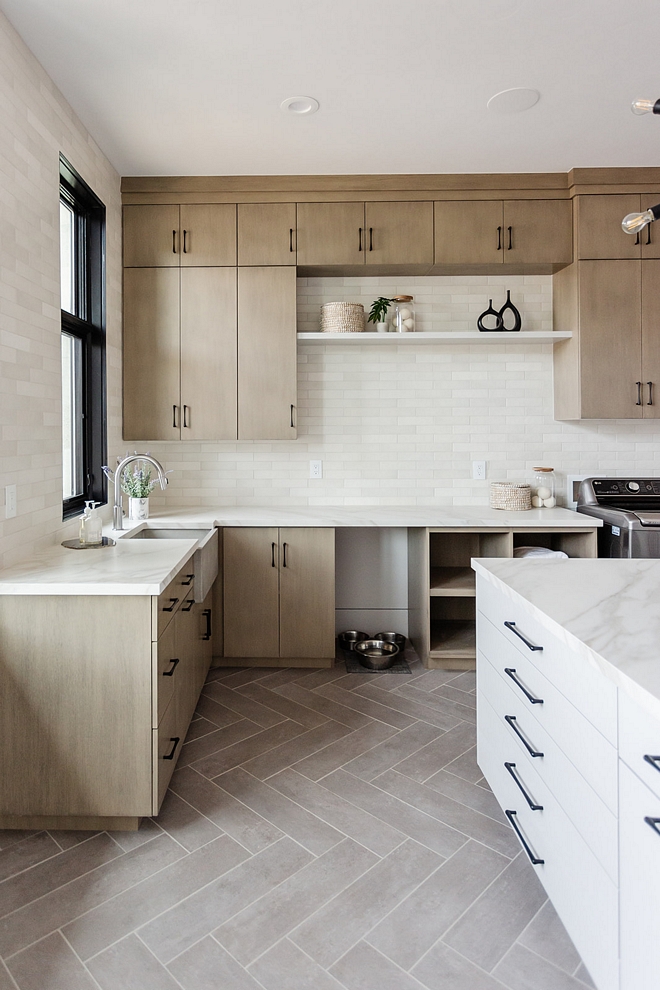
[123,204,237,267]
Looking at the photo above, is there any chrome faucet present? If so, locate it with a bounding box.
[107,454,169,530]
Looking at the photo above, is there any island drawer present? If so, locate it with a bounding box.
[153,565,195,639]
[476,575,617,744]
[619,689,660,802]
[152,695,182,813]
[153,617,180,727]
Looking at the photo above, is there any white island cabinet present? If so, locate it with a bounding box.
[473,556,660,990]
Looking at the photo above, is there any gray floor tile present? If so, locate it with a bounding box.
[353,683,463,730]
[493,943,593,990]
[411,941,505,990]
[240,720,352,780]
[86,934,181,990]
[237,681,329,728]
[0,832,39,852]
[168,936,265,990]
[107,817,162,853]
[314,684,416,729]
[47,831,101,851]
[443,745,486,784]
[153,789,224,851]
[292,667,350,689]
[422,768,507,824]
[266,769,406,856]
[184,715,219,742]
[202,681,288,727]
[431,683,477,709]
[6,932,97,990]
[193,693,245,728]
[443,852,547,971]
[290,839,443,968]
[366,840,509,969]
[395,684,477,723]
[220,668,274,688]
[275,681,372,729]
[388,670,459,693]
[0,832,60,883]
[256,668,306,689]
[169,766,284,853]
[517,901,582,975]
[214,838,378,966]
[574,962,597,988]
[292,722,399,781]
[138,836,312,964]
[192,720,307,778]
[446,671,477,694]
[177,718,262,768]
[343,722,444,781]
[248,937,346,990]
[330,941,428,990]
[0,961,14,990]
[214,768,345,854]
[319,769,467,858]
[392,722,476,782]
[63,834,248,960]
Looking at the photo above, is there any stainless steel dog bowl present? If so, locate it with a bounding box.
[338,630,369,652]
[374,631,406,651]
[354,639,400,670]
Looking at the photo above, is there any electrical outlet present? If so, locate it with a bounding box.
[309,460,323,479]
[472,461,487,481]
[5,484,16,518]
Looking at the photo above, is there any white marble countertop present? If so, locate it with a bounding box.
[472,557,660,718]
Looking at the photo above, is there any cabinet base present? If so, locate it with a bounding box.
[219,656,334,669]
[0,814,142,832]
[425,657,476,671]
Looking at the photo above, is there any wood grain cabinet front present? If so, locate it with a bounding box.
[123,204,236,267]
[238,203,297,265]
[575,194,660,260]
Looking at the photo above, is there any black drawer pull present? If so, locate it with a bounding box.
[202,608,212,640]
[282,542,288,567]
[289,227,294,252]
[497,225,502,250]
[645,816,660,836]
[271,541,277,567]
[181,573,194,586]
[505,714,544,758]
[163,657,179,676]
[504,762,543,810]
[163,737,180,760]
[504,621,543,652]
[163,598,179,612]
[505,809,544,864]
[504,668,544,704]
[507,225,513,250]
[644,754,660,774]
[182,598,194,612]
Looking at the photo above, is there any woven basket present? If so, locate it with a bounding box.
[490,482,532,511]
[320,301,365,334]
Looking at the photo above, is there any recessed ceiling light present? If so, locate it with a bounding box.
[280,96,319,115]
[487,88,540,114]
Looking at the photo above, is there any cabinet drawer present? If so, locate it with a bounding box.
[153,618,180,728]
[153,566,194,639]
[619,761,660,990]
[478,692,618,990]
[478,649,618,873]
[619,689,660,801]
[477,576,617,744]
[152,695,182,813]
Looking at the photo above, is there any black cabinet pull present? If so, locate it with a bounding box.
[290,404,295,428]
[505,714,544,757]
[173,405,179,429]
[505,809,544,864]
[507,226,513,250]
[635,231,641,245]
[645,816,660,836]
[183,229,188,253]
[648,382,654,406]
[358,227,363,252]
[163,657,179,676]
[504,668,544,704]
[289,228,294,252]
[504,762,543,810]
[497,226,502,250]
[503,621,543,652]
[181,573,194,586]
[163,598,179,612]
[644,754,660,774]
[172,229,177,254]
[183,405,190,428]
[282,542,288,567]
[369,227,373,251]
[163,737,180,760]
[182,597,194,612]
[637,381,643,405]
[271,541,277,567]
[202,608,212,640]
[647,223,652,246]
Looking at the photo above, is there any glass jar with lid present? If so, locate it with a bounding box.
[531,467,556,508]
[390,295,415,333]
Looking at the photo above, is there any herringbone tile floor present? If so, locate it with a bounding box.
[0,659,598,990]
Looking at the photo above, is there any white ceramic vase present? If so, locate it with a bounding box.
[128,497,149,521]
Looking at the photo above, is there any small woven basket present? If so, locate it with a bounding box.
[490,482,532,511]
[320,301,365,334]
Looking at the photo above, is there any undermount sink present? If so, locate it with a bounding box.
[124,526,218,602]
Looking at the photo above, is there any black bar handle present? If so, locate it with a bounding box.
[282,542,288,567]
[504,762,543,811]
[163,598,179,612]
[497,226,502,250]
[648,382,654,406]
[503,621,543,652]
[173,405,178,429]
[369,227,373,251]
[644,754,660,774]
[645,816,660,836]
[635,231,641,245]
[181,573,194,586]
[358,227,363,252]
[163,737,181,761]
[172,229,176,254]
[163,657,180,677]
[505,714,544,758]
[647,223,652,246]
[183,229,188,253]
[507,225,513,250]
[637,381,643,405]
[182,597,194,612]
[505,809,544,864]
[290,404,295,428]
[202,608,212,640]
[271,541,277,567]
[504,668,544,705]
[289,228,294,252]
[183,405,190,428]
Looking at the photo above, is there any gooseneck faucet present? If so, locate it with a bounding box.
[107,454,168,531]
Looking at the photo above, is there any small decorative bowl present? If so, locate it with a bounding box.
[338,630,369,652]
[354,639,400,670]
[373,631,406,651]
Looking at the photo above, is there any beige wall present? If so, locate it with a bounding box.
[0,10,122,568]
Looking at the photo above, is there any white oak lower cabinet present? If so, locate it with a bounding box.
[476,573,660,990]
[0,564,213,832]
[222,527,335,667]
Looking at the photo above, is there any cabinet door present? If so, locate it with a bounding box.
[504,200,572,266]
[223,528,280,657]
[296,202,365,266]
[123,268,181,440]
[238,204,297,265]
[123,205,180,267]
[196,590,214,694]
[180,204,237,266]
[642,259,660,418]
[641,193,660,258]
[579,260,642,419]
[279,528,335,659]
[364,201,433,266]
[238,267,297,440]
[180,267,237,439]
[176,595,198,733]
[576,194,641,260]
[434,201,504,266]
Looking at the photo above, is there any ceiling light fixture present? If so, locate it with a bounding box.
[280,96,319,115]
[631,98,660,115]
[623,97,660,235]
[486,88,540,114]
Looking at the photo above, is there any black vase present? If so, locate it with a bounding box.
[477,299,503,332]
[498,289,522,332]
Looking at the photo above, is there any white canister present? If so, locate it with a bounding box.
[128,497,150,521]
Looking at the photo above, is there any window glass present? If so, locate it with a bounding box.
[59,201,75,316]
[61,332,83,500]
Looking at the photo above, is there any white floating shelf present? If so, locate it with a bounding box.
[297,331,572,344]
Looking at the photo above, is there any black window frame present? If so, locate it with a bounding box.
[60,155,107,519]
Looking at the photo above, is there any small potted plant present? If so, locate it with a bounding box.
[368,296,393,333]
[121,462,159,520]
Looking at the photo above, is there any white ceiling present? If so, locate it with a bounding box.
[2,0,660,177]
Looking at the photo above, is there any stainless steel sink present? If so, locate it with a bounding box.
[129,528,211,541]
[124,526,218,602]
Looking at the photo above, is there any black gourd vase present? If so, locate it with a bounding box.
[498,289,522,332]
[477,299,503,332]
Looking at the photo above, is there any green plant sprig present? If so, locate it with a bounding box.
[368,296,392,324]
[121,463,158,498]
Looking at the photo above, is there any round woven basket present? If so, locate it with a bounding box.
[320,301,365,334]
[490,482,532,511]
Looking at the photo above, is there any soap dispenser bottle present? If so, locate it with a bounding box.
[79,502,92,544]
[85,502,103,545]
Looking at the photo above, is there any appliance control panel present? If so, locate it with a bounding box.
[592,479,660,497]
